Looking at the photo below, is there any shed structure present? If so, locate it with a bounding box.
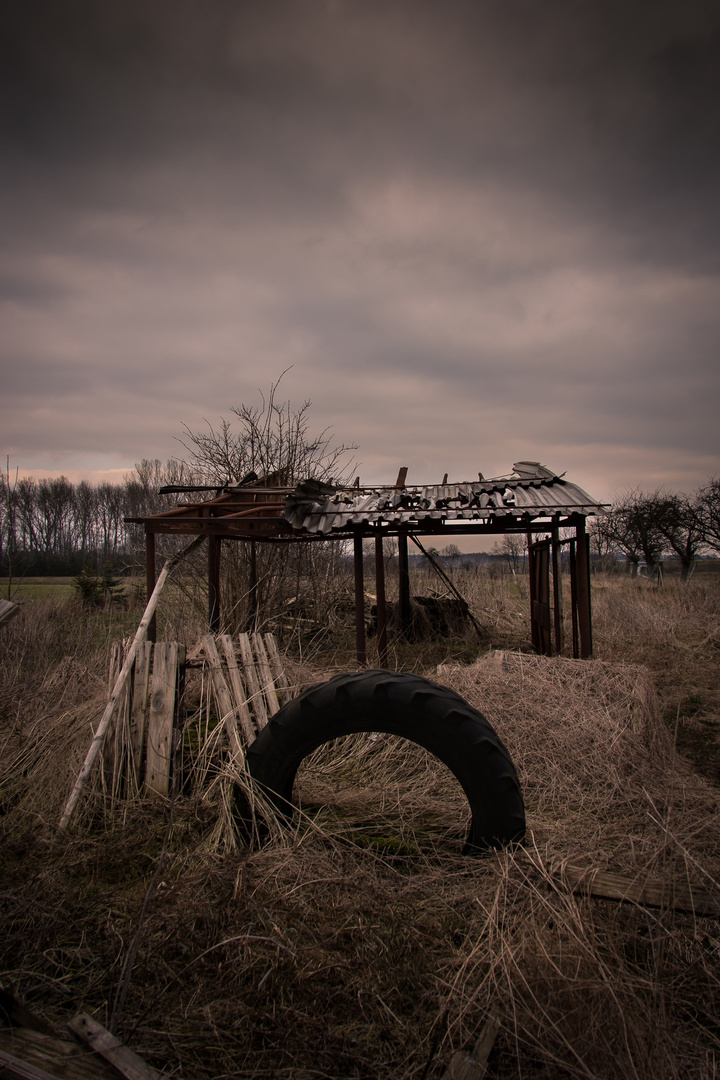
[126,461,607,665]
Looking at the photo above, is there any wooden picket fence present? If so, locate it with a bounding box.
[103,632,290,800]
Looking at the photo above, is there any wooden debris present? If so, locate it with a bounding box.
[203,635,245,762]
[441,1009,500,1080]
[218,635,255,745]
[128,642,152,792]
[68,1014,160,1080]
[145,642,185,797]
[252,632,281,716]
[264,633,291,704]
[237,633,268,729]
[554,863,720,917]
[58,535,205,832]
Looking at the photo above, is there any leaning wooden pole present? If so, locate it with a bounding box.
[58,535,206,833]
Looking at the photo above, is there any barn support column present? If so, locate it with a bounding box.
[397,530,411,638]
[575,518,592,658]
[208,534,221,633]
[353,530,367,667]
[375,533,388,668]
[145,530,156,644]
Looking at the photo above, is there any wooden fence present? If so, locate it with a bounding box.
[103,632,289,800]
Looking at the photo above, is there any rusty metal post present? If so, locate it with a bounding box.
[527,528,539,654]
[208,534,221,633]
[575,519,592,658]
[375,533,388,668]
[569,538,579,659]
[353,530,367,667]
[551,518,564,655]
[145,529,156,644]
[397,529,411,638]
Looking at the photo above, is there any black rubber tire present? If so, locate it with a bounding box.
[246,669,525,853]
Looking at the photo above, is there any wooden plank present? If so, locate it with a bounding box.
[555,863,720,918]
[252,633,280,716]
[68,1014,160,1080]
[129,641,153,790]
[237,633,268,730]
[59,535,205,832]
[218,635,256,745]
[264,633,291,705]
[0,1026,118,1080]
[441,1010,499,1080]
[145,642,182,797]
[202,635,244,761]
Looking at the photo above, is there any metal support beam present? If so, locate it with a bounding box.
[145,530,156,644]
[353,531,366,667]
[208,534,221,633]
[397,530,411,638]
[575,519,592,658]
[375,533,388,668]
[551,518,564,655]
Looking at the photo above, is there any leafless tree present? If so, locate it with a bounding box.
[177,373,357,488]
[697,478,720,554]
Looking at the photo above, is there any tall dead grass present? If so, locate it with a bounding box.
[2,576,720,1078]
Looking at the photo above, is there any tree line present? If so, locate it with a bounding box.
[589,482,720,580]
[0,459,193,576]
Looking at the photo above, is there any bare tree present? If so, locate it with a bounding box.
[177,374,357,487]
[608,489,665,576]
[654,493,704,582]
[697,478,720,554]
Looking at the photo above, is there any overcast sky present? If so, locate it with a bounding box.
[2,0,719,502]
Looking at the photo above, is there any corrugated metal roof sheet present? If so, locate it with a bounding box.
[284,475,606,534]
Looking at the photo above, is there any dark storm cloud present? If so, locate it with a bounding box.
[2,0,719,497]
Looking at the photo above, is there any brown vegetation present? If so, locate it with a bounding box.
[1,569,719,1079]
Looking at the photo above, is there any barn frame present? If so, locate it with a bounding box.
[126,461,607,664]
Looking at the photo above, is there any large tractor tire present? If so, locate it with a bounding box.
[246,669,525,853]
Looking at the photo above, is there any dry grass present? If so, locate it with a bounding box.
[1,577,720,1078]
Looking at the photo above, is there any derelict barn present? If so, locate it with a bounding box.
[127,461,607,664]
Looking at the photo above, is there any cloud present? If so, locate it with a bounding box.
[1,0,719,503]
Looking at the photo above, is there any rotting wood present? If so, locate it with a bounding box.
[0,1026,118,1080]
[203,635,245,761]
[441,1009,500,1080]
[68,1014,160,1080]
[237,633,268,729]
[218,635,256,745]
[554,863,720,917]
[145,642,184,797]
[0,1046,71,1080]
[58,535,206,832]
[264,633,291,705]
[128,641,153,792]
[252,632,280,716]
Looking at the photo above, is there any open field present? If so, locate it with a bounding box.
[1,570,719,1078]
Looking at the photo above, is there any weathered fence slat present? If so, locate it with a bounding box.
[252,632,280,716]
[202,634,244,762]
[264,633,291,704]
[128,641,153,792]
[237,632,268,730]
[218,634,256,745]
[145,642,184,796]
